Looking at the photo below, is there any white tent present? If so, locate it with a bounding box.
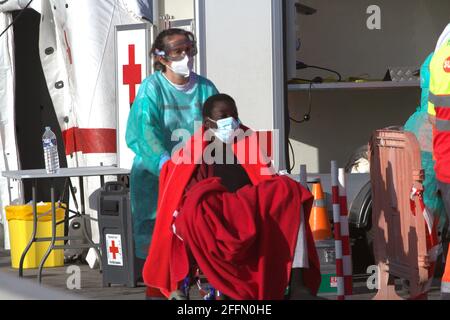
[0,0,155,252]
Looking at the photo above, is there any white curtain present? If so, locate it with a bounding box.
[39,0,148,252]
[0,0,153,251]
[0,12,22,250]
[0,0,41,12]
[120,0,154,22]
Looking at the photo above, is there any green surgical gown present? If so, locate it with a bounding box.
[126,71,218,259]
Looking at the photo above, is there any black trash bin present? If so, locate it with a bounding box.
[97,182,138,288]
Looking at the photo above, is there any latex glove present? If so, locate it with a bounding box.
[159,153,171,170]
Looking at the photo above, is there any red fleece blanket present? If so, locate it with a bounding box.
[143,127,321,298]
[172,175,321,300]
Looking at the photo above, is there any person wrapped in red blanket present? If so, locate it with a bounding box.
[143,94,321,300]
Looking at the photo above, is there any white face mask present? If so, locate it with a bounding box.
[209,117,241,144]
[166,55,193,78]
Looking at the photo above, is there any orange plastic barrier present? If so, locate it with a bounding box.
[369,129,437,300]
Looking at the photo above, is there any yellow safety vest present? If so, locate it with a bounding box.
[429,39,450,125]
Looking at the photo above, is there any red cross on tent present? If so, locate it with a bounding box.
[109,240,120,260]
[64,30,73,65]
[123,44,142,105]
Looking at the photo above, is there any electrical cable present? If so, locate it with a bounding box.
[289,78,317,83]
[287,82,315,173]
[306,65,342,82]
[296,61,342,82]
[0,0,34,39]
[289,82,313,124]
[286,80,316,173]
[288,139,296,173]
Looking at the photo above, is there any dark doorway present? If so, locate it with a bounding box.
[13,9,68,203]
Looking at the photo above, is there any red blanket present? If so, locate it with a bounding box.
[142,127,321,298]
[173,175,320,300]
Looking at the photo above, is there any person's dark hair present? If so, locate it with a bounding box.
[150,28,196,72]
[203,94,238,119]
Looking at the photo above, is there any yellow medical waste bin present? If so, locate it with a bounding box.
[5,203,66,269]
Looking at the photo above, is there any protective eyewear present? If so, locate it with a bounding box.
[155,39,198,62]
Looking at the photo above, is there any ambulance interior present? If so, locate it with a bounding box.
[155,0,450,274]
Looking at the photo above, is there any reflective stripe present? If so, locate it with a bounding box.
[340,218,349,236]
[436,118,450,132]
[442,281,450,293]
[333,204,340,221]
[335,240,343,259]
[336,277,345,296]
[313,199,326,208]
[429,93,450,107]
[343,256,352,276]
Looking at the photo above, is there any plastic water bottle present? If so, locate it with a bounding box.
[42,127,60,174]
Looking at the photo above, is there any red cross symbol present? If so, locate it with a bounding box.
[444,57,450,73]
[123,44,142,105]
[109,240,120,260]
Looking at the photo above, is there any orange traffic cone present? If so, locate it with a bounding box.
[309,180,332,241]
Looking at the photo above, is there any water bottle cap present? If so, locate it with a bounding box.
[45,126,51,130]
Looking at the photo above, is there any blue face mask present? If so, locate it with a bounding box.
[208,117,241,144]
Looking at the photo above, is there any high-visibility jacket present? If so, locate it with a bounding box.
[428,23,450,118]
[430,38,450,183]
